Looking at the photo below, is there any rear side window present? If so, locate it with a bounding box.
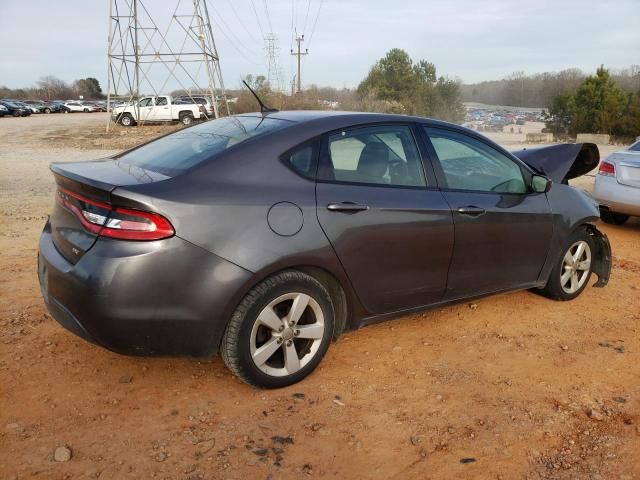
[282,141,318,179]
[319,125,426,187]
[116,116,292,176]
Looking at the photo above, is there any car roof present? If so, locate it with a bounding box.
[236,110,460,129]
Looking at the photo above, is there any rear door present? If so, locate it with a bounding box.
[315,123,454,314]
[421,126,553,299]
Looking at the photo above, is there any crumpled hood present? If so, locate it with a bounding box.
[511,143,600,183]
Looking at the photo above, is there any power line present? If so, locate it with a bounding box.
[207,1,261,59]
[249,0,265,38]
[302,0,312,35]
[262,0,274,34]
[209,10,262,65]
[224,0,261,44]
[306,0,324,49]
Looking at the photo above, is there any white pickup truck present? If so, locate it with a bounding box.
[111,95,204,126]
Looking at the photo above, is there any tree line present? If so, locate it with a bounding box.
[546,66,640,139]
[0,76,105,101]
[233,48,465,123]
[462,66,640,108]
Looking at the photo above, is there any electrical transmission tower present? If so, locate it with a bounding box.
[106,0,230,130]
[264,33,283,92]
[290,34,308,94]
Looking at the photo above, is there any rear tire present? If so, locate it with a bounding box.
[600,210,629,225]
[538,227,594,301]
[180,113,194,126]
[221,271,335,388]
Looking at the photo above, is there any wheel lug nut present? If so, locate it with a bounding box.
[278,326,284,332]
[277,338,283,344]
[286,340,293,346]
[294,330,300,336]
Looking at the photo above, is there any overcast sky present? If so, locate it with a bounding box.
[1,0,639,92]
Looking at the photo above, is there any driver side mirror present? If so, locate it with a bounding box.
[531,174,552,193]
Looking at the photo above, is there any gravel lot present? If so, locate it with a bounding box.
[1,113,639,479]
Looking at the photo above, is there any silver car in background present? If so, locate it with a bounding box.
[594,139,640,225]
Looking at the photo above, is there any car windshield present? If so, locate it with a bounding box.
[628,141,640,152]
[116,115,293,176]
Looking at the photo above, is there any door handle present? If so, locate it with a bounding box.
[457,206,486,216]
[326,202,369,212]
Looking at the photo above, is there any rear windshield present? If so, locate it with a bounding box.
[629,141,640,152]
[116,116,292,176]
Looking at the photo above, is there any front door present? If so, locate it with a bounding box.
[149,96,170,121]
[315,124,454,314]
[422,126,553,300]
[136,97,154,122]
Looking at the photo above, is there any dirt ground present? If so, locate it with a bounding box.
[1,113,639,479]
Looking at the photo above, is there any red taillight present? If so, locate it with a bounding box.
[598,161,615,176]
[57,187,174,241]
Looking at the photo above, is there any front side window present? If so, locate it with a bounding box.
[425,127,527,194]
[320,125,426,187]
[155,97,168,106]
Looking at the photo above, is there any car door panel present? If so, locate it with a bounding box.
[315,123,454,314]
[421,126,553,300]
[317,183,454,313]
[440,190,552,299]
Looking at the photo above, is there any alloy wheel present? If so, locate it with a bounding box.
[560,240,591,294]
[250,292,325,377]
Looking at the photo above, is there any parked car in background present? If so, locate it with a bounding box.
[0,100,31,116]
[0,104,8,117]
[594,139,640,225]
[48,102,70,113]
[20,102,39,114]
[111,95,203,126]
[65,102,96,113]
[38,111,611,388]
[174,95,216,117]
[23,100,47,113]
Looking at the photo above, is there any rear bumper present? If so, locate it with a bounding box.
[38,221,253,356]
[594,174,640,216]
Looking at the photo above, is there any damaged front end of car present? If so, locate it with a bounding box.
[587,225,612,287]
[513,143,612,288]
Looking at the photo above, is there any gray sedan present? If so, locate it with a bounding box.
[37,111,612,388]
[594,139,640,224]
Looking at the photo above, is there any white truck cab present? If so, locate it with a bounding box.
[111,95,204,126]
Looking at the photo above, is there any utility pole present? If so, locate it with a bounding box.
[290,34,308,94]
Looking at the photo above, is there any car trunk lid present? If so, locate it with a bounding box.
[611,151,640,188]
[49,159,169,264]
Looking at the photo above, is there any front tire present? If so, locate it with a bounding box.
[119,114,134,127]
[221,271,335,388]
[600,210,629,225]
[538,228,594,301]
